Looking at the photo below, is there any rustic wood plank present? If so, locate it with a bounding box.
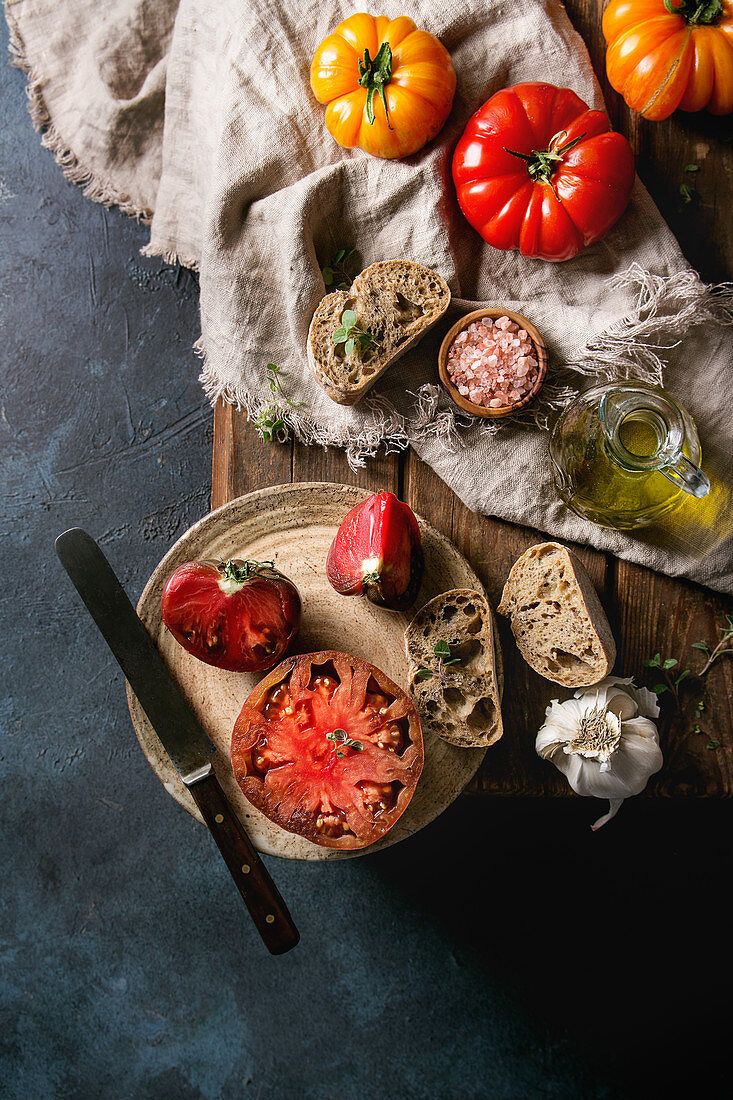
[211,401,293,509]
[210,0,733,796]
[291,439,401,495]
[613,558,733,796]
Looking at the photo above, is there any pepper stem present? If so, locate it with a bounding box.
[358,41,394,129]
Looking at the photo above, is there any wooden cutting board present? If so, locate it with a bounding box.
[209,0,733,800]
[211,408,733,799]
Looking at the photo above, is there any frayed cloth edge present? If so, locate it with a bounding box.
[4,2,153,223]
[197,264,732,463]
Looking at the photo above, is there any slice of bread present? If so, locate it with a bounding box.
[497,542,616,688]
[405,588,503,750]
[308,260,451,405]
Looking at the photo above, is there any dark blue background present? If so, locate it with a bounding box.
[1,23,728,1099]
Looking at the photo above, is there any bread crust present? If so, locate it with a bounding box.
[404,588,503,749]
[307,260,451,405]
[498,542,616,688]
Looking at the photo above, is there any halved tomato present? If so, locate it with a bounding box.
[231,651,424,850]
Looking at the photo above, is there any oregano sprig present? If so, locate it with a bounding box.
[643,653,691,708]
[253,362,302,442]
[415,639,461,682]
[326,728,364,759]
[692,613,733,675]
[321,247,357,291]
[332,309,379,357]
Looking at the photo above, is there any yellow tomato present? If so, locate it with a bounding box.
[310,13,456,159]
[603,0,733,119]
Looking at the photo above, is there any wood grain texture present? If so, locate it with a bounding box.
[210,0,733,796]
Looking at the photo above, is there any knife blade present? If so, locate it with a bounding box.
[55,527,299,954]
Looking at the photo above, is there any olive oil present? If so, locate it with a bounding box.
[549,383,708,530]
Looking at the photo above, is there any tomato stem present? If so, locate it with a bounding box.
[505,129,587,188]
[358,41,394,129]
[663,0,723,24]
[219,558,275,590]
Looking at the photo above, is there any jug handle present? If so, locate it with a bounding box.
[661,454,710,499]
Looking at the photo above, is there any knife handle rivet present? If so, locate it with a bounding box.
[241,864,251,874]
[214,814,224,823]
[265,914,275,924]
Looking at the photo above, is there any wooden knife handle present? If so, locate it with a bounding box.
[188,773,299,954]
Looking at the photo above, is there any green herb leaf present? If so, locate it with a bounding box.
[684,164,699,173]
[341,309,358,329]
[653,684,668,694]
[663,657,678,669]
[349,740,364,752]
[414,668,433,681]
[434,640,451,657]
[706,740,720,750]
[679,183,697,204]
[644,654,662,668]
[336,749,344,758]
[334,249,345,263]
[675,668,691,685]
[344,337,355,356]
[692,641,710,652]
[322,266,334,286]
[332,729,347,742]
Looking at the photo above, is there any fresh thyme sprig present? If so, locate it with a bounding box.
[415,640,461,682]
[253,362,302,442]
[332,309,379,357]
[321,247,357,291]
[326,728,364,759]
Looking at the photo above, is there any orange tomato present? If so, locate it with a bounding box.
[603,0,733,119]
[310,13,456,159]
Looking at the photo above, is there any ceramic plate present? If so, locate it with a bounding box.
[128,483,487,860]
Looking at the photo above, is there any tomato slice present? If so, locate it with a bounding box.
[231,651,424,850]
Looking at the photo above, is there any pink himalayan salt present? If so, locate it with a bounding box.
[446,315,539,409]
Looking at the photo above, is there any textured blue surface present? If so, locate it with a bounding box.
[1,22,729,1099]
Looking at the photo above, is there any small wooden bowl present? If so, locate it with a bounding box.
[438,308,548,419]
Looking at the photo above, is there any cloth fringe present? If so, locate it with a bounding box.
[140,242,201,272]
[4,2,152,222]
[571,261,733,385]
[11,0,727,470]
[198,263,733,467]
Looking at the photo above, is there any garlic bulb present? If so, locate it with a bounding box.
[536,677,663,830]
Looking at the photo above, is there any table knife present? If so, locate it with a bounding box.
[55,527,299,955]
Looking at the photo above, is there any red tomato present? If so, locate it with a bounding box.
[326,491,424,611]
[452,82,636,262]
[231,651,424,850]
[161,559,301,672]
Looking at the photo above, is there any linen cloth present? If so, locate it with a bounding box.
[6,0,733,592]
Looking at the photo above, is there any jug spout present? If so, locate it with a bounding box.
[661,453,710,499]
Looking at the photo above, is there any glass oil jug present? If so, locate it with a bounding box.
[549,381,710,530]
